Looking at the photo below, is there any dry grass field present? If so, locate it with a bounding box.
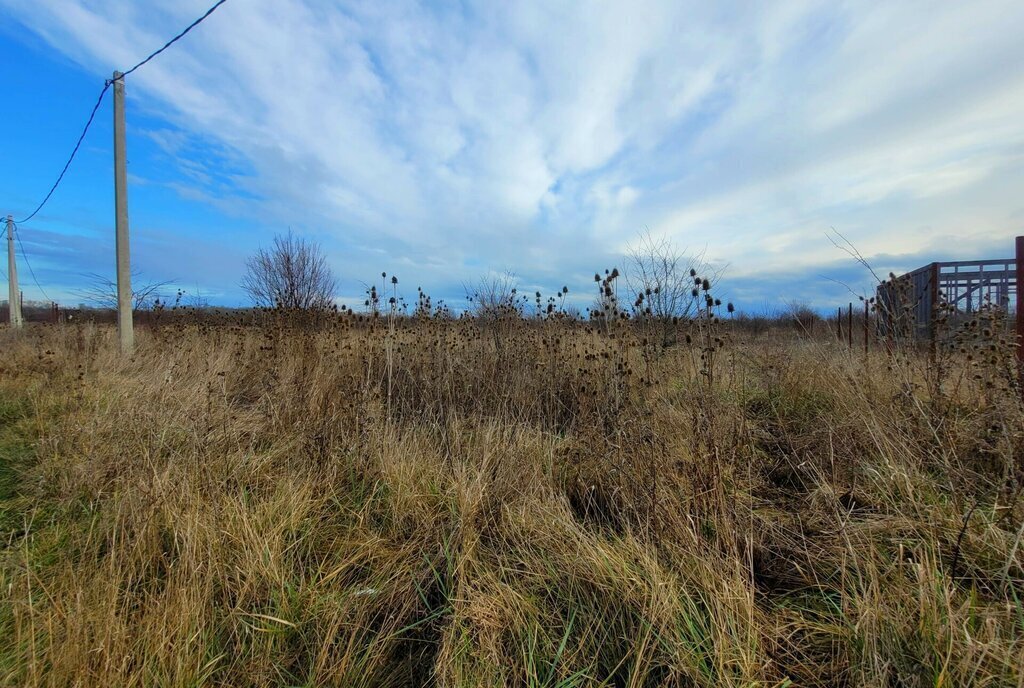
[1,311,1023,686]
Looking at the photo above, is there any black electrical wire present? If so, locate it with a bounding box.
[14,222,53,302]
[15,0,231,224]
[115,0,230,81]
[13,83,110,224]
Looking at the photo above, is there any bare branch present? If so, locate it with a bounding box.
[826,227,885,286]
[74,271,174,311]
[624,229,719,345]
[241,230,337,310]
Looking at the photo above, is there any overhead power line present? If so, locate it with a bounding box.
[14,83,110,224]
[14,222,53,302]
[13,0,231,224]
[115,0,230,81]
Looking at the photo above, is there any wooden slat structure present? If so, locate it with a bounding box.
[876,254,1019,341]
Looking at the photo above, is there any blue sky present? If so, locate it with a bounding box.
[2,0,1024,312]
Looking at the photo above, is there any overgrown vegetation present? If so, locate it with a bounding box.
[1,297,1023,686]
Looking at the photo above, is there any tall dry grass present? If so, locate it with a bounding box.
[1,311,1023,686]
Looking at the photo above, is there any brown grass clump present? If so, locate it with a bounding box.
[1,311,1023,686]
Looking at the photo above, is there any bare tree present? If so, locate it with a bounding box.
[464,272,524,353]
[241,231,337,310]
[76,271,174,312]
[464,271,523,320]
[626,230,718,346]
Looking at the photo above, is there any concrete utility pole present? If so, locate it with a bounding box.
[113,71,134,353]
[6,215,21,328]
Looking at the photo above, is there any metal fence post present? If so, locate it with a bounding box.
[1015,236,1024,390]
